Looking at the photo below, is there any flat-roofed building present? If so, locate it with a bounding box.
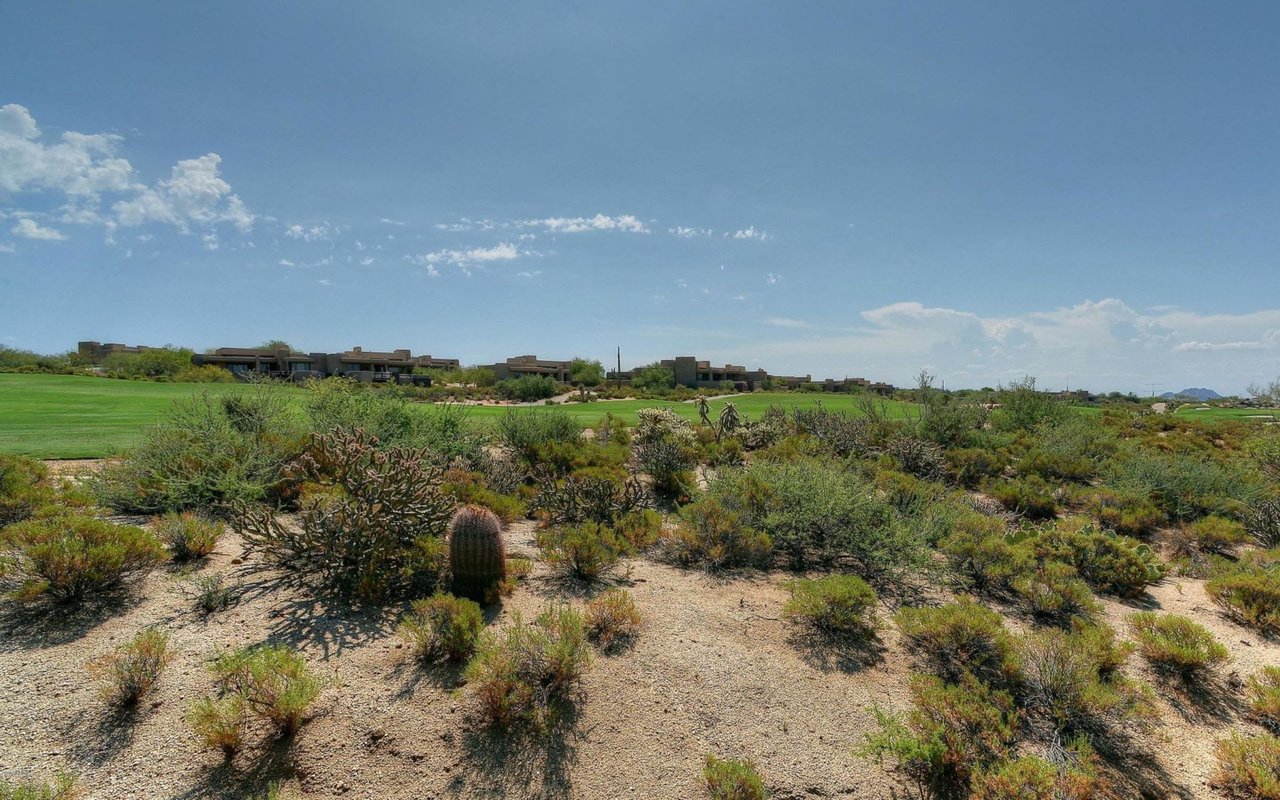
[489,355,573,383]
[77,341,155,364]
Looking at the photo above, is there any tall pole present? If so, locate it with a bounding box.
[616,346,622,390]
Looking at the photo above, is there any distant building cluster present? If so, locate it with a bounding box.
[77,341,895,392]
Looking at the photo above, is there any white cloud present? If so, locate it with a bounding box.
[746,298,1280,394]
[414,242,522,269]
[359,256,374,266]
[285,222,334,242]
[380,217,408,226]
[0,242,15,253]
[1,104,253,236]
[278,259,296,267]
[764,317,811,329]
[766,272,781,285]
[730,226,769,241]
[318,279,333,287]
[520,213,649,234]
[202,232,219,250]
[670,226,712,238]
[113,154,253,232]
[11,217,66,241]
[515,270,542,279]
[435,217,494,232]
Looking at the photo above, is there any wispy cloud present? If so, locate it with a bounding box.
[764,316,811,329]
[285,222,335,242]
[669,226,712,238]
[766,272,781,285]
[411,241,526,273]
[729,225,769,241]
[520,213,649,234]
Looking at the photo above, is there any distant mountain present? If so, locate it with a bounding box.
[1160,388,1222,401]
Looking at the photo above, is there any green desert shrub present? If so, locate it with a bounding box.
[1247,498,1280,549]
[152,511,223,561]
[945,448,1007,489]
[894,600,1021,687]
[234,428,454,601]
[0,515,165,603]
[632,408,698,495]
[398,592,484,662]
[883,435,946,481]
[861,674,1020,796]
[988,476,1058,520]
[0,453,53,527]
[495,374,560,402]
[465,605,591,727]
[705,458,930,579]
[1248,666,1280,733]
[495,410,580,465]
[585,588,642,651]
[1019,623,1148,734]
[187,695,245,758]
[1128,612,1228,678]
[192,573,236,614]
[1012,562,1101,623]
[968,744,1104,800]
[1214,733,1280,800]
[990,377,1068,432]
[942,527,1035,596]
[1103,447,1263,522]
[702,754,767,800]
[1187,515,1251,554]
[1030,524,1165,597]
[1082,487,1165,538]
[1206,567,1280,635]
[533,472,651,527]
[94,384,306,515]
[302,378,418,445]
[207,644,321,735]
[663,497,772,571]
[783,574,878,635]
[87,628,172,706]
[536,522,631,581]
[0,772,77,800]
[441,469,525,523]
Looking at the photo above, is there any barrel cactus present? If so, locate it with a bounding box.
[449,505,506,602]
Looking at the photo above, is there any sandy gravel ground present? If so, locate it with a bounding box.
[1,519,1277,799]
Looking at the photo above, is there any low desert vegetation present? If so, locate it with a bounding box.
[702,754,768,800]
[9,370,1280,797]
[0,771,78,800]
[398,592,484,662]
[585,588,642,651]
[465,605,591,728]
[87,627,172,707]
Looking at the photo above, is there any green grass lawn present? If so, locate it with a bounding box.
[1172,404,1280,422]
[0,373,913,459]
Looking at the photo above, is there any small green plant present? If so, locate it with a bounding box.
[464,605,591,727]
[663,497,772,571]
[187,695,245,758]
[1206,567,1280,635]
[87,628,172,706]
[968,743,1105,800]
[783,574,878,634]
[398,592,484,662]
[192,573,236,613]
[1248,666,1280,733]
[0,515,165,603]
[988,476,1058,520]
[0,771,77,800]
[0,453,53,527]
[207,644,321,735]
[860,674,1020,796]
[1019,623,1148,733]
[585,588,642,651]
[1187,516,1250,555]
[1127,612,1228,678]
[894,600,1021,686]
[1012,562,1101,623]
[536,522,630,581]
[702,754,767,799]
[1214,733,1280,800]
[1031,524,1165,597]
[153,511,223,561]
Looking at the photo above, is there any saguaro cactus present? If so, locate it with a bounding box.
[449,505,506,601]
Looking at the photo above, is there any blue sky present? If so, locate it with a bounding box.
[2,1,1279,393]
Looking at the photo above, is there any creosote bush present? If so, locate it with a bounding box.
[87,628,172,706]
[0,453,53,527]
[1019,623,1148,734]
[1206,567,1280,635]
[398,592,484,662]
[1248,667,1280,733]
[188,695,245,758]
[585,588,642,651]
[783,574,878,635]
[465,605,591,727]
[0,515,164,603]
[968,744,1105,800]
[0,771,78,800]
[198,644,321,740]
[1214,733,1280,800]
[861,674,1021,796]
[664,497,772,571]
[1187,515,1251,554]
[153,511,223,561]
[1127,612,1228,678]
[536,522,630,581]
[894,600,1021,687]
[702,754,767,800]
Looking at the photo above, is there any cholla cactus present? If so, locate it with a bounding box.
[449,505,506,602]
[716,401,741,442]
[634,407,696,447]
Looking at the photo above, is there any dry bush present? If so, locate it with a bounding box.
[0,771,78,800]
[1127,611,1228,679]
[702,754,767,800]
[152,511,223,561]
[894,600,1021,687]
[536,522,630,581]
[1214,733,1280,800]
[398,593,483,662]
[783,574,878,635]
[585,589,642,651]
[1248,666,1280,733]
[0,515,164,603]
[87,628,172,706]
